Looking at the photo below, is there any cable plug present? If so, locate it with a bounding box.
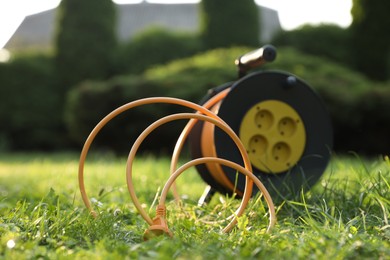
[143,205,173,240]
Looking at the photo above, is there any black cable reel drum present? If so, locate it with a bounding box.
[189,45,333,203]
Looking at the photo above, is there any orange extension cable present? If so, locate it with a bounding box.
[78,97,276,238]
[126,112,276,234]
[160,157,276,233]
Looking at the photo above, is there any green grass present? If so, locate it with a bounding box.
[0,152,389,259]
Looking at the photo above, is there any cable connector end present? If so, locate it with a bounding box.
[143,205,173,240]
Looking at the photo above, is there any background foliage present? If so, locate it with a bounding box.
[350,0,390,81]
[199,0,260,49]
[115,27,203,75]
[271,24,352,68]
[54,0,118,89]
[0,53,66,150]
[0,0,390,155]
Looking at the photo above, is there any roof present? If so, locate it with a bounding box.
[5,2,281,50]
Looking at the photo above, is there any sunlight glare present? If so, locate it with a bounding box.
[0,49,11,62]
[256,0,353,30]
[6,239,16,249]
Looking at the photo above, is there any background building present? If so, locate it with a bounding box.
[5,2,281,50]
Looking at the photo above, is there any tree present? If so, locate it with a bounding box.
[350,0,390,81]
[199,0,260,49]
[54,0,117,90]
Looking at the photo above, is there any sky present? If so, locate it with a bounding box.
[0,0,353,50]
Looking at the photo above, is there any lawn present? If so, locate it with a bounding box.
[0,152,389,259]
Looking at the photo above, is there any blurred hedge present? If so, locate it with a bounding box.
[271,24,352,69]
[64,48,242,152]
[0,53,67,150]
[65,47,390,155]
[54,0,118,88]
[0,27,203,152]
[115,27,203,75]
[199,0,260,48]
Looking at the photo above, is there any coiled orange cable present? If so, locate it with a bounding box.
[79,97,224,216]
[78,97,276,237]
[126,112,259,228]
[161,157,276,233]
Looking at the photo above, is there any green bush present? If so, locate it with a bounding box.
[199,0,260,48]
[54,0,117,89]
[65,47,390,154]
[116,27,203,74]
[64,76,166,151]
[352,86,390,154]
[64,48,245,151]
[350,0,390,81]
[0,53,67,150]
[271,24,352,67]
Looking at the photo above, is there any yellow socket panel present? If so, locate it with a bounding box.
[239,100,306,174]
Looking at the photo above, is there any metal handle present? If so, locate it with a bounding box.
[235,45,277,76]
